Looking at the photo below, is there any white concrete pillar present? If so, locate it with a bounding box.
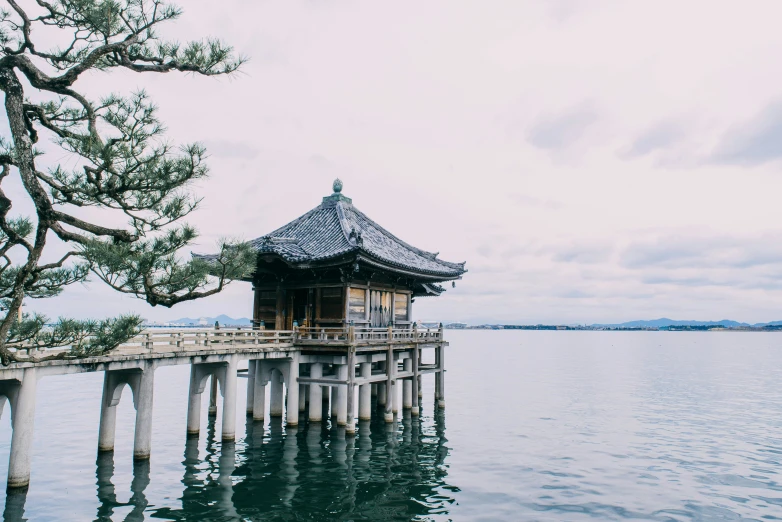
[299,384,307,412]
[221,356,238,441]
[270,371,284,417]
[246,360,256,417]
[186,365,203,438]
[286,356,299,427]
[388,345,396,423]
[98,372,121,452]
[7,369,37,489]
[412,348,420,417]
[359,362,372,421]
[337,365,348,426]
[377,382,387,407]
[391,379,399,414]
[434,346,442,401]
[130,368,155,461]
[252,362,266,422]
[208,375,218,417]
[331,385,338,418]
[437,346,446,409]
[309,363,323,422]
[403,358,412,409]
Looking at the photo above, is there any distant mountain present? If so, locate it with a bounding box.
[592,318,751,328]
[162,315,253,326]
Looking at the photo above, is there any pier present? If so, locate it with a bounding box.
[0,179,464,490]
[0,324,446,489]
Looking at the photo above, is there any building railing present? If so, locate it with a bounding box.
[294,325,444,343]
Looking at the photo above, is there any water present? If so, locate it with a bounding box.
[0,331,781,521]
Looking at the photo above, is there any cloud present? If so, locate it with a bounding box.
[526,103,598,151]
[203,140,259,159]
[708,101,782,166]
[549,242,613,264]
[620,119,687,159]
[507,194,563,210]
[620,234,782,270]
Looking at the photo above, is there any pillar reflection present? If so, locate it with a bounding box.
[159,409,454,520]
[2,487,27,522]
[92,451,150,522]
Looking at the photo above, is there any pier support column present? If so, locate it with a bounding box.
[346,347,356,435]
[371,383,378,397]
[208,376,218,417]
[336,365,348,426]
[246,361,256,417]
[220,356,239,441]
[98,371,123,452]
[299,384,307,412]
[377,361,387,408]
[285,355,299,427]
[309,363,323,422]
[434,346,442,402]
[411,348,420,416]
[270,371,284,417]
[186,364,211,438]
[6,369,37,489]
[252,362,266,422]
[384,347,394,423]
[391,377,399,414]
[403,358,412,409]
[359,362,372,421]
[437,345,445,409]
[129,367,155,461]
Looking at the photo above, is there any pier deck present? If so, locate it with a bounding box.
[0,325,446,489]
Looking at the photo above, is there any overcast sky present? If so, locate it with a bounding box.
[13,1,782,325]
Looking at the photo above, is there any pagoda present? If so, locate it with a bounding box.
[229,179,466,330]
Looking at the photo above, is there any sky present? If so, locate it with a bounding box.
[8,0,782,325]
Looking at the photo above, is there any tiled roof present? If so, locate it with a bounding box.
[242,187,467,279]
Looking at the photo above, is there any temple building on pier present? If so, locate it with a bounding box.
[0,179,467,491]
[219,179,467,330]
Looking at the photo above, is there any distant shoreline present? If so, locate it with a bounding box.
[446,325,782,332]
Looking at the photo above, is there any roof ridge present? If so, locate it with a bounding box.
[347,204,465,269]
[335,201,357,247]
[249,205,322,245]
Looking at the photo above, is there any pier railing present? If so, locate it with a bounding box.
[8,328,296,357]
[7,324,444,357]
[295,325,444,343]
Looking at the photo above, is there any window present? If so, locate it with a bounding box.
[394,293,409,322]
[349,287,366,321]
[256,290,276,325]
[320,287,344,319]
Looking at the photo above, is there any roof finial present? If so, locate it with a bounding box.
[333,178,343,194]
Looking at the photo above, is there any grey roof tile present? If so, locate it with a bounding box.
[245,193,466,279]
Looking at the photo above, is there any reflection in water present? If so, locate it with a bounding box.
[174,406,451,520]
[2,405,453,521]
[2,488,27,522]
[93,452,150,522]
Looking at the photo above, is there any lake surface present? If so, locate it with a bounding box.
[0,331,781,521]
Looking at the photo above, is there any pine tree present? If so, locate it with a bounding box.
[0,0,255,363]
